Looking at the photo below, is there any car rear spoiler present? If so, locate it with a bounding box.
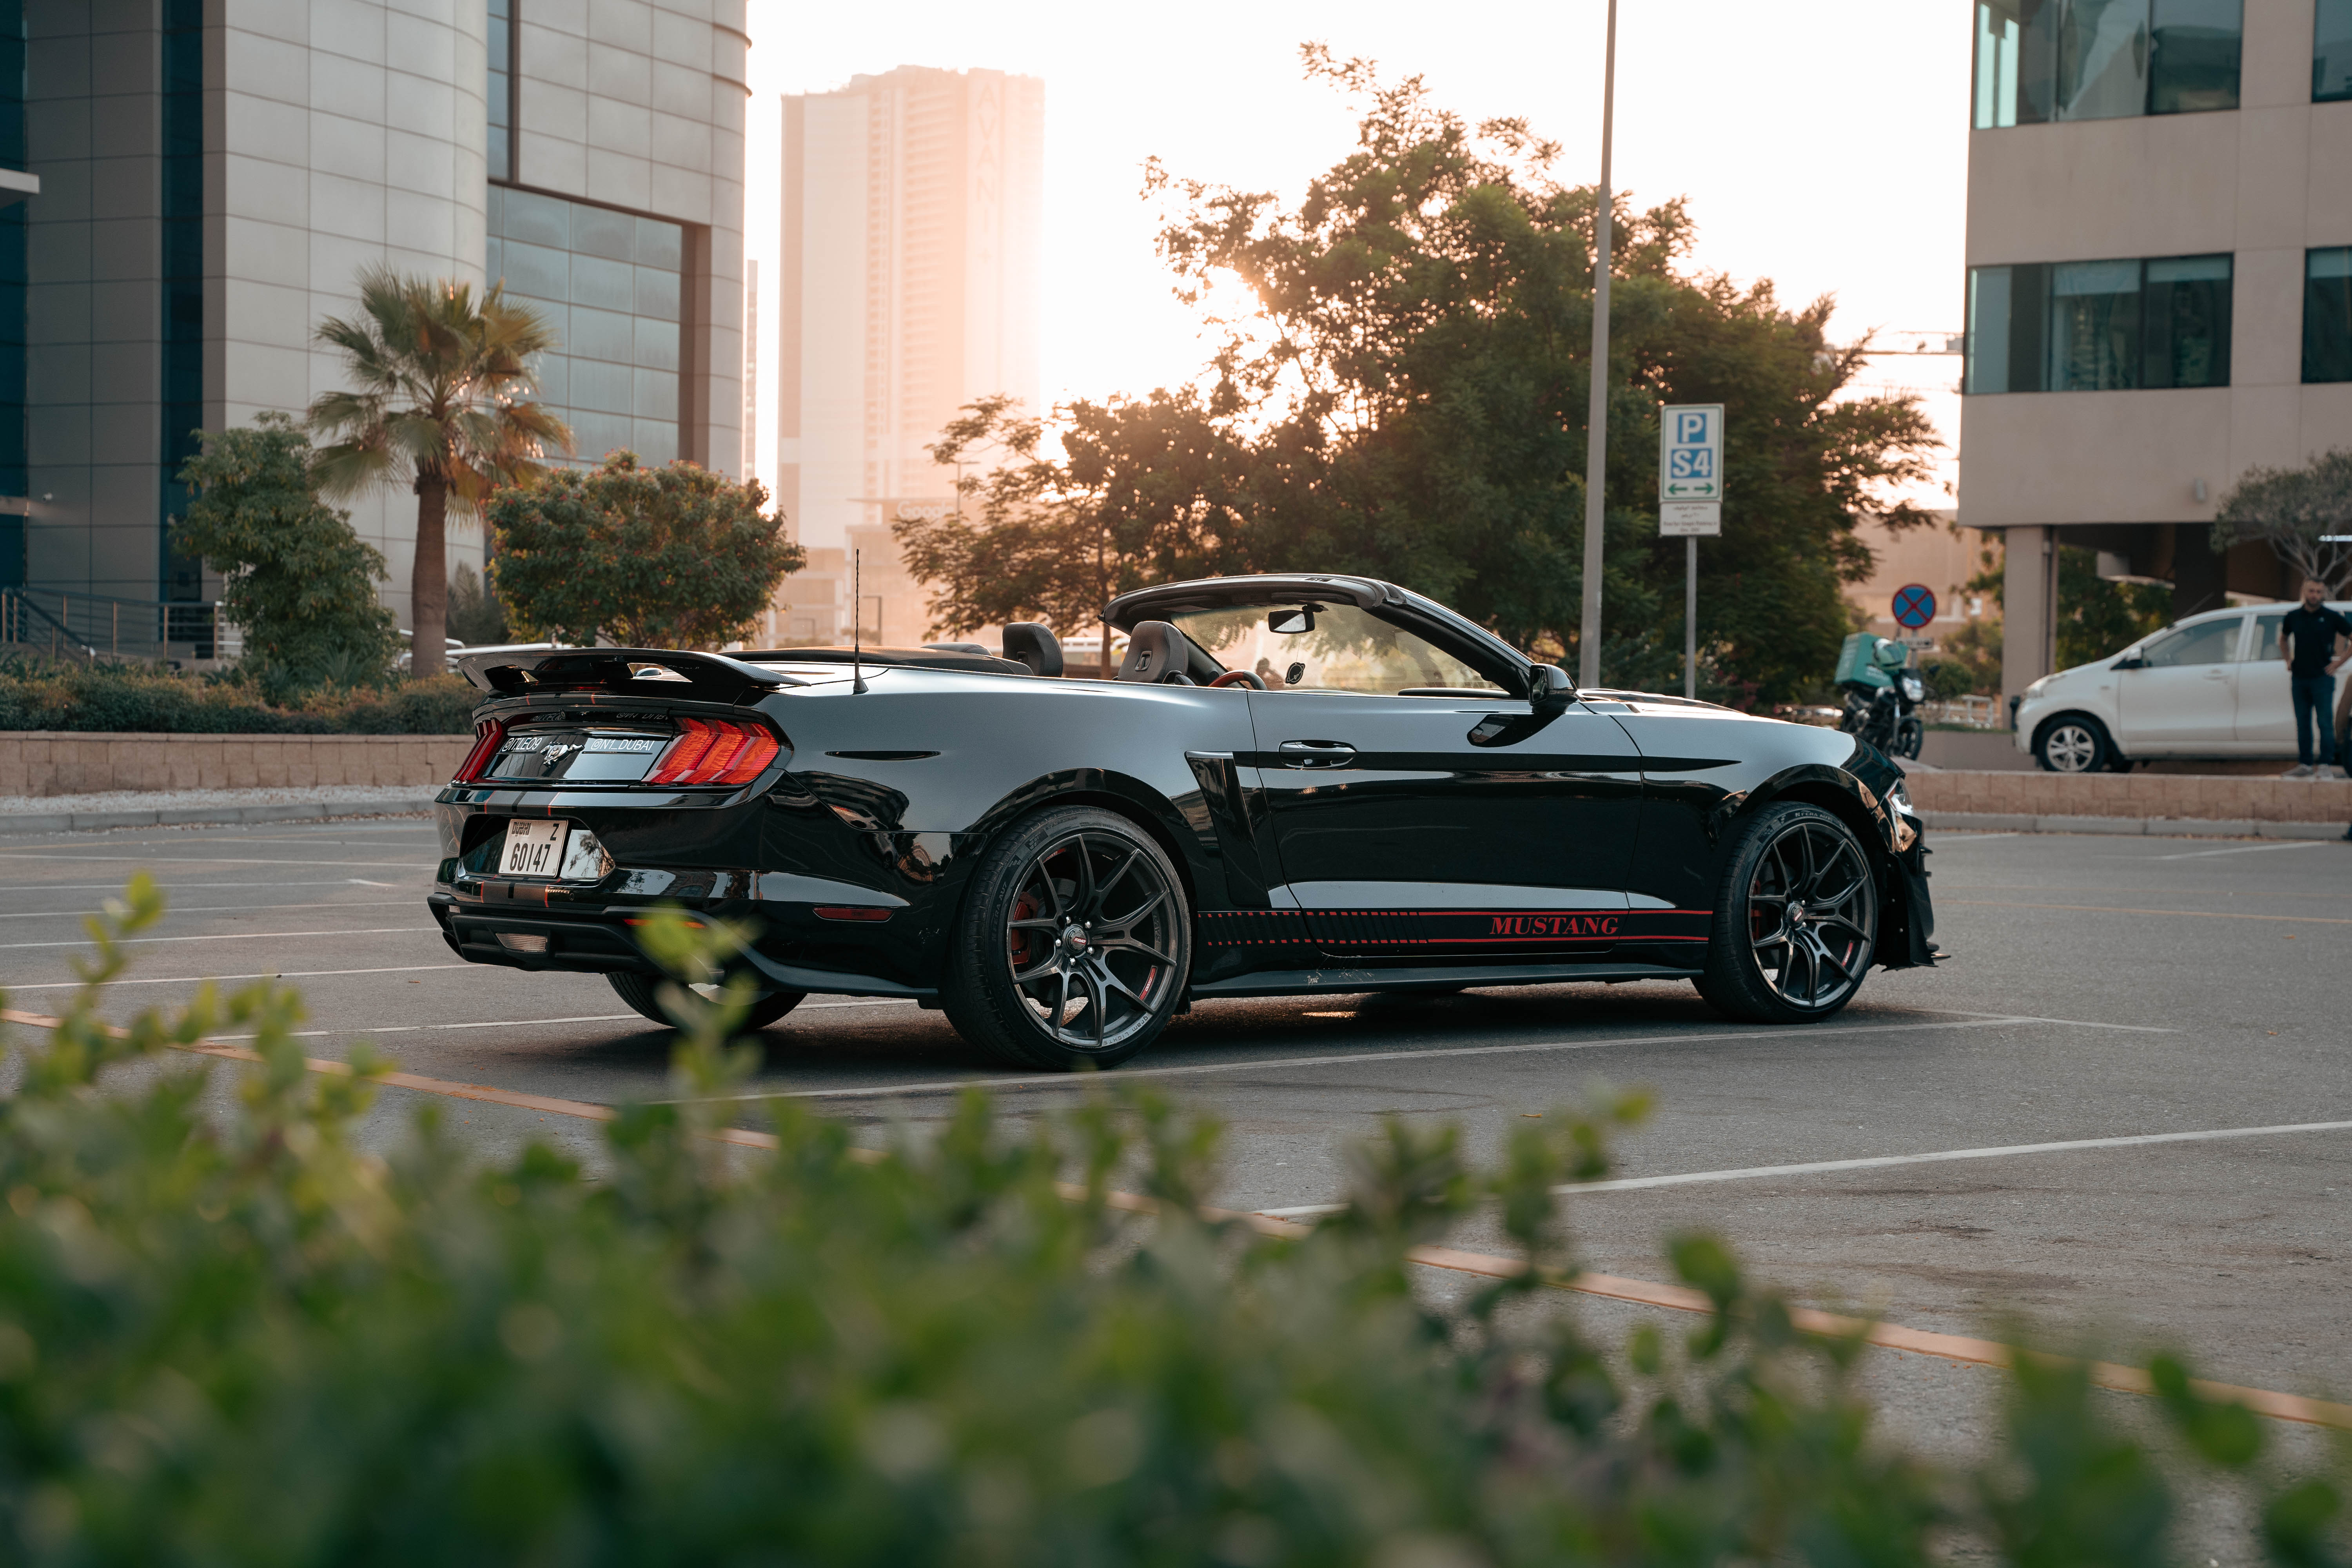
[455,647,806,704]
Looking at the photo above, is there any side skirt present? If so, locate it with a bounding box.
[1189,961,1702,1001]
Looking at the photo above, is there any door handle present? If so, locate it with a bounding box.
[1278,739,1356,768]
[2203,670,2229,680]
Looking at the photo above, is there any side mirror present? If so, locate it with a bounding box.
[1527,662,1574,713]
[2111,655,2146,671]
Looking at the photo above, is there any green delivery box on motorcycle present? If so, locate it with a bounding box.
[1835,632,1909,692]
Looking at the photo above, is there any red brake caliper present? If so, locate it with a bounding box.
[1009,891,1040,971]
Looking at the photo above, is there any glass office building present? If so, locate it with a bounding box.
[486,186,684,469]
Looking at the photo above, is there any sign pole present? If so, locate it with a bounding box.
[1658,401,1724,699]
[1685,535,1697,698]
[1577,0,1619,692]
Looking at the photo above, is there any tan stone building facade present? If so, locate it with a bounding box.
[1962,0,2348,699]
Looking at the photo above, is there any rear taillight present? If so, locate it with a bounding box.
[453,719,507,783]
[649,717,782,787]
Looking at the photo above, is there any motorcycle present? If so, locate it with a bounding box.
[1834,632,1925,760]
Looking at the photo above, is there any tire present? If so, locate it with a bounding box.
[1894,716,1924,760]
[940,805,1192,1070]
[606,971,806,1030]
[1697,802,1880,1024]
[2033,714,2111,773]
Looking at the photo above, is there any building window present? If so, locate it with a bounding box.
[2304,249,2352,382]
[160,0,204,605]
[0,0,25,514]
[486,185,683,467]
[1973,0,2241,127]
[488,0,516,181]
[1965,254,2232,392]
[2317,0,2352,100]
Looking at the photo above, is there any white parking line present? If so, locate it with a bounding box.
[0,878,423,895]
[0,927,439,950]
[2154,842,2317,861]
[0,964,472,992]
[190,997,922,1039]
[0,854,435,868]
[1257,1116,2352,1218]
[210,1013,643,1041]
[0,898,417,921]
[666,1011,2172,1106]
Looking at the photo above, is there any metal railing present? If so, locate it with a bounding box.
[0,588,234,663]
[1921,695,2002,730]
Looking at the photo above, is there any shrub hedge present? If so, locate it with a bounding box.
[0,885,2341,1565]
[0,657,477,734]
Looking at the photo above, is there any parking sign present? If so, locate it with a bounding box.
[1659,403,1722,535]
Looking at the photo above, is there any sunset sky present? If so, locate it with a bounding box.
[742,0,1970,505]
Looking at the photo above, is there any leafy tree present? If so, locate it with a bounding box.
[898,50,1938,704]
[307,269,572,677]
[485,452,806,648]
[1920,613,2004,698]
[906,392,1258,675]
[445,563,510,646]
[2213,450,2352,596]
[2057,545,2173,671]
[1958,533,2169,682]
[171,412,401,694]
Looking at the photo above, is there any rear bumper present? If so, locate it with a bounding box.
[426,893,938,1000]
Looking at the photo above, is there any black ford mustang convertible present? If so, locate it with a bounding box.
[430,573,1935,1069]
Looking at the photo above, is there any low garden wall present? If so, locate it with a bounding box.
[1904,768,2351,825]
[3,731,474,797]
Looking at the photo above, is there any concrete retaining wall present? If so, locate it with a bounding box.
[2,733,474,798]
[1905,768,2350,824]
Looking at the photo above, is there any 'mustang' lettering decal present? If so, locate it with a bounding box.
[1488,913,1620,938]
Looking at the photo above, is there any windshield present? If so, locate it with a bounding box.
[1163,603,1506,695]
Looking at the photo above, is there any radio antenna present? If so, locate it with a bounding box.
[851,548,867,693]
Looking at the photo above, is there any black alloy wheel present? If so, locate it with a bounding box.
[1895,716,1925,760]
[606,971,806,1030]
[2034,715,2110,773]
[1697,802,1879,1024]
[942,805,1191,1070]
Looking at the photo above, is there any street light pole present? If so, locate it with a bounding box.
[1577,0,1619,691]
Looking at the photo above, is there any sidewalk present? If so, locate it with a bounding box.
[0,784,438,835]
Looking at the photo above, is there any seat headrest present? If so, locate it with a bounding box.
[1116,621,1195,684]
[1001,622,1063,678]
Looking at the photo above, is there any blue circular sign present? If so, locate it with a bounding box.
[1891,583,1937,630]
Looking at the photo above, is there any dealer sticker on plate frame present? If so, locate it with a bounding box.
[499,819,569,878]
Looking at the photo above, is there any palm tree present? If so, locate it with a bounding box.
[309,268,572,676]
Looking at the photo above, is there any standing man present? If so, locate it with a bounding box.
[2278,578,2350,779]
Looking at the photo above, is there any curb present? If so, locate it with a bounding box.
[0,798,438,837]
[1924,810,2348,841]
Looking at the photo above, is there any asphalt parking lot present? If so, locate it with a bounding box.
[2,815,2348,1466]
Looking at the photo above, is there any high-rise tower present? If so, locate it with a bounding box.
[773,65,1043,645]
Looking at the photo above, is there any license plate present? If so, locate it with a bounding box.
[498,819,570,879]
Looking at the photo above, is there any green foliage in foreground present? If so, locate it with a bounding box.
[0,882,2344,1565]
[0,657,477,734]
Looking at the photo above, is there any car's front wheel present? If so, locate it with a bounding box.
[607,971,806,1030]
[1697,803,1879,1024]
[2033,714,2111,773]
[942,806,1192,1070]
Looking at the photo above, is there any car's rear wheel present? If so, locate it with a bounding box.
[2033,714,2111,773]
[941,806,1191,1070]
[1697,803,1878,1024]
[606,971,806,1030]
